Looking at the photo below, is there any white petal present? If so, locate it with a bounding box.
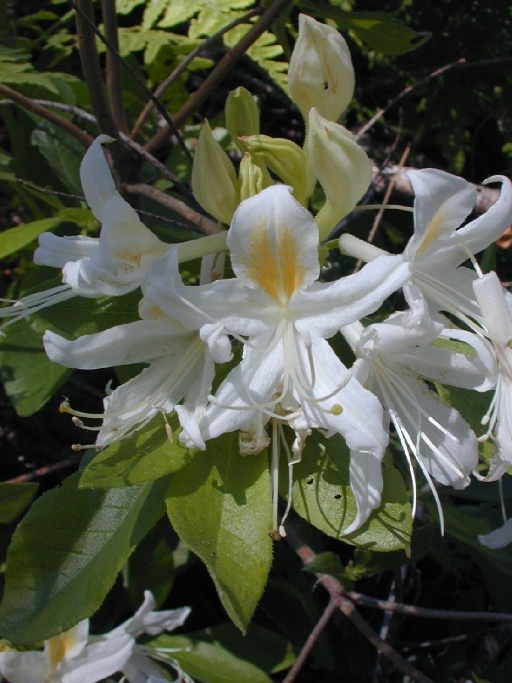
[459,175,512,256]
[478,519,512,550]
[80,135,118,222]
[34,233,99,268]
[343,449,383,535]
[293,254,410,339]
[43,320,187,370]
[228,185,320,303]
[59,634,134,683]
[0,651,48,683]
[406,168,475,261]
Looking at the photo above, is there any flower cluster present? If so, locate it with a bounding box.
[0,592,191,683]
[3,14,512,543]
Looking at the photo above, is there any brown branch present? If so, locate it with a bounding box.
[7,453,81,483]
[74,0,118,140]
[348,591,512,623]
[285,524,435,683]
[355,58,466,141]
[123,183,219,235]
[101,0,127,134]
[145,0,296,154]
[282,596,340,683]
[0,84,93,148]
[131,7,260,139]
[371,163,502,217]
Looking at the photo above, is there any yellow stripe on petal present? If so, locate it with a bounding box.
[249,224,302,304]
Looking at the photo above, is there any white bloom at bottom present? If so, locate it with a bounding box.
[0,592,190,683]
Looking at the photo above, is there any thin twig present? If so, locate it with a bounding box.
[6,454,81,483]
[123,183,219,235]
[355,58,466,141]
[101,0,127,134]
[0,84,93,148]
[68,0,193,165]
[131,7,260,139]
[348,592,512,623]
[285,524,435,683]
[282,596,340,683]
[145,0,296,154]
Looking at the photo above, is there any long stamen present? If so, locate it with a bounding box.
[0,285,75,331]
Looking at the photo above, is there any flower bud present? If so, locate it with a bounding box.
[225,87,260,152]
[192,120,239,225]
[238,153,272,202]
[288,14,354,122]
[240,134,308,205]
[308,108,372,239]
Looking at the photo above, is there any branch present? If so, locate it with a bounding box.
[101,0,127,134]
[0,84,93,148]
[131,7,260,139]
[145,0,296,154]
[348,591,512,623]
[74,0,118,140]
[123,183,219,235]
[285,524,435,683]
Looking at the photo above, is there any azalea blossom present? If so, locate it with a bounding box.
[43,248,231,450]
[341,297,493,531]
[478,518,512,550]
[0,591,190,683]
[0,136,169,330]
[174,184,410,535]
[339,168,512,325]
[472,270,512,479]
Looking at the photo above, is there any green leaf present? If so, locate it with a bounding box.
[79,414,190,489]
[0,483,39,524]
[0,315,71,416]
[31,123,84,194]
[305,551,346,582]
[166,432,273,632]
[283,433,412,552]
[0,216,62,260]
[0,472,169,644]
[299,3,431,55]
[148,621,295,683]
[436,384,492,438]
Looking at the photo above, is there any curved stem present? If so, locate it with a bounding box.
[145,0,296,154]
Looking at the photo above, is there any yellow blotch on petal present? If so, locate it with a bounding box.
[417,207,447,255]
[248,224,302,304]
[47,629,79,672]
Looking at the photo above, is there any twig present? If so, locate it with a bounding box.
[74,0,118,141]
[101,0,127,134]
[285,524,435,683]
[348,592,512,623]
[131,7,260,139]
[6,453,81,483]
[123,183,219,235]
[0,84,93,148]
[282,596,340,683]
[68,0,193,165]
[355,59,466,141]
[145,0,296,154]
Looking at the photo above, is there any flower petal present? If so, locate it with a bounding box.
[80,135,118,222]
[228,185,320,303]
[478,518,512,550]
[459,175,512,256]
[0,652,48,683]
[34,233,99,269]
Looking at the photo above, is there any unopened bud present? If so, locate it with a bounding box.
[289,14,354,122]
[225,87,260,151]
[308,109,372,239]
[240,134,308,205]
[238,152,273,201]
[192,121,239,225]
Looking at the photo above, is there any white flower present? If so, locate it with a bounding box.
[473,270,512,478]
[0,592,190,683]
[43,248,231,450]
[342,297,492,531]
[177,185,410,535]
[0,136,168,330]
[478,518,512,550]
[339,168,512,325]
